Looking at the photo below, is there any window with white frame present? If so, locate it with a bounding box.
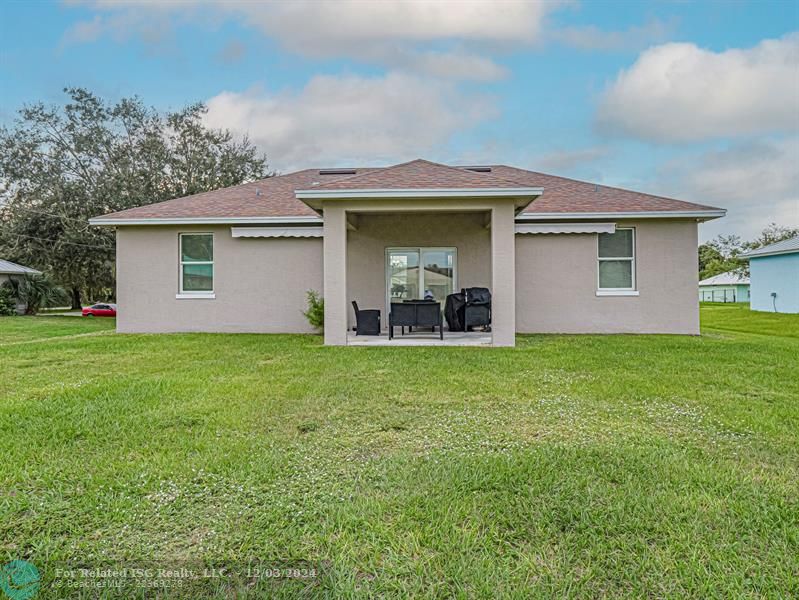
[179,233,214,293]
[597,227,635,290]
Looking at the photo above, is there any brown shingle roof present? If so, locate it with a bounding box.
[304,159,530,190]
[490,166,721,215]
[93,169,377,221]
[91,159,722,222]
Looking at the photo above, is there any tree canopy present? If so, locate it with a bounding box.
[699,223,799,280]
[0,87,268,307]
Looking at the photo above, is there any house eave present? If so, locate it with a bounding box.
[88,209,726,227]
[0,269,42,275]
[295,187,544,199]
[88,216,323,226]
[740,249,799,260]
[516,210,726,221]
[295,187,544,211]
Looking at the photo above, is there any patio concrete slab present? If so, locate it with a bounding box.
[347,331,492,347]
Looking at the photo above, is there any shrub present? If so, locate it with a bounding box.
[303,290,324,332]
[3,274,69,315]
[0,286,16,316]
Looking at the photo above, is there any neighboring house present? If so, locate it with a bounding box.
[698,271,750,303]
[740,236,799,314]
[0,258,42,314]
[90,159,725,346]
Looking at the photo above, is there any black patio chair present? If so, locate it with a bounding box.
[389,302,443,340]
[415,302,443,340]
[388,302,416,339]
[462,287,491,331]
[352,301,381,336]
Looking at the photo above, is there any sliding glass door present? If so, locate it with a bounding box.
[386,247,457,308]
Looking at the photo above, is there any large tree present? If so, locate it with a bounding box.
[0,88,268,307]
[698,223,799,280]
[747,223,799,250]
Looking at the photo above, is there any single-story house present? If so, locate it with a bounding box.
[740,236,799,314]
[698,271,750,303]
[90,159,725,346]
[0,258,42,314]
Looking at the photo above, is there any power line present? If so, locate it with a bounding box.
[0,205,95,225]
[5,232,114,250]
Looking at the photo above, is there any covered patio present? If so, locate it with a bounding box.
[294,160,543,347]
[324,199,518,347]
[346,209,494,345]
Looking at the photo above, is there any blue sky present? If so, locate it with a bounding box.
[1,0,798,241]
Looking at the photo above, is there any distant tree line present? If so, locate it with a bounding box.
[0,88,269,308]
[699,223,799,280]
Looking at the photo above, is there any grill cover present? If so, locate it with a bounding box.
[445,292,467,331]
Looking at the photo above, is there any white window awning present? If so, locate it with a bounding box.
[515,222,616,235]
[231,226,323,238]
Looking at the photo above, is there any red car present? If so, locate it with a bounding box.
[82,303,117,317]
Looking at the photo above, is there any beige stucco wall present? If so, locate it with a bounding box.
[515,220,699,334]
[114,217,700,337]
[346,212,491,328]
[115,225,322,333]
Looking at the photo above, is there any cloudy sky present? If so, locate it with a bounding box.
[1,0,798,240]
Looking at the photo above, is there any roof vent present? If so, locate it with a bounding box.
[463,166,492,173]
[255,188,262,196]
[319,169,356,175]
[594,184,599,192]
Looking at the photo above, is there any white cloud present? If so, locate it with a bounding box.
[597,34,799,142]
[64,1,686,80]
[61,14,105,44]
[231,0,556,52]
[203,73,498,170]
[61,4,175,46]
[382,48,509,82]
[72,0,559,47]
[549,19,674,51]
[659,137,799,240]
[64,0,563,80]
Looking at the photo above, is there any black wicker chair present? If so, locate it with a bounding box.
[388,302,415,339]
[352,301,381,336]
[389,301,443,340]
[462,287,491,331]
[415,302,443,340]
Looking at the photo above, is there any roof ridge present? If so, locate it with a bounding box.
[699,270,749,285]
[308,158,532,190]
[410,158,532,188]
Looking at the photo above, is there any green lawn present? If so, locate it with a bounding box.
[0,314,114,344]
[700,301,799,338]
[1,309,797,598]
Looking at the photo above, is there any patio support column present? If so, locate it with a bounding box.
[323,203,347,345]
[491,201,516,347]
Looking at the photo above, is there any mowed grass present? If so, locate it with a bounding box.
[701,301,799,339]
[0,308,797,598]
[0,314,114,344]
